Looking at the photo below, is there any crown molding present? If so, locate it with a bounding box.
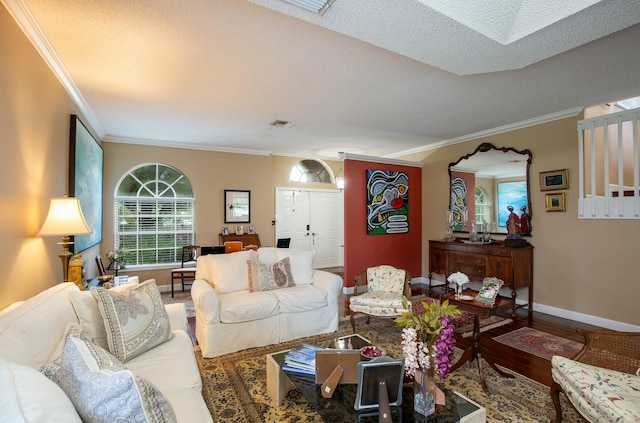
[389,107,584,158]
[103,136,272,156]
[3,0,104,138]
[340,152,423,168]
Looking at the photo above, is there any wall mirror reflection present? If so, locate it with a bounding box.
[448,143,532,235]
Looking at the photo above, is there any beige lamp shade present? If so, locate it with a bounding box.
[38,197,91,236]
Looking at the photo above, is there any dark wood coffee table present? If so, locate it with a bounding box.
[445,290,515,393]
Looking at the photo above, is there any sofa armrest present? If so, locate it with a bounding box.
[191,279,221,325]
[165,303,188,332]
[312,270,343,306]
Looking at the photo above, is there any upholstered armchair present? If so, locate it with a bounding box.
[348,265,412,333]
[550,328,640,422]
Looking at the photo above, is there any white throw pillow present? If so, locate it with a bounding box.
[68,278,141,350]
[91,279,173,362]
[256,247,279,264]
[202,250,257,293]
[0,358,81,422]
[56,334,176,423]
[275,248,315,285]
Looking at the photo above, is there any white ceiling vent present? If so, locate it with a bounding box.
[281,0,334,14]
[270,119,295,128]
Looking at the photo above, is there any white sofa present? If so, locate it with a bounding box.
[0,281,212,422]
[192,247,343,358]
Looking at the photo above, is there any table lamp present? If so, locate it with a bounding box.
[38,197,91,284]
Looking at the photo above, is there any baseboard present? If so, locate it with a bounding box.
[532,302,640,332]
[342,286,354,295]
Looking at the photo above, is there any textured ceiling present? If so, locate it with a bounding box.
[5,0,640,159]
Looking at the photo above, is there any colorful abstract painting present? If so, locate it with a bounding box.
[450,176,468,230]
[366,169,408,234]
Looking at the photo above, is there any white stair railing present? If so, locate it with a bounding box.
[578,107,640,219]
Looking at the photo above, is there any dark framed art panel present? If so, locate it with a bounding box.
[224,190,250,223]
[69,115,103,252]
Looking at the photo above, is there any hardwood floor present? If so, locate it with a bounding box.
[342,282,602,388]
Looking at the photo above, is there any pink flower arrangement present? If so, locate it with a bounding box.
[361,346,386,358]
[395,297,460,379]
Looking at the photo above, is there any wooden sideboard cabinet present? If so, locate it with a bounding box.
[428,239,533,316]
[219,233,261,248]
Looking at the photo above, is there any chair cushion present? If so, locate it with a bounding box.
[0,358,81,423]
[218,290,279,323]
[272,285,328,313]
[552,355,640,422]
[55,332,176,423]
[91,279,174,362]
[367,266,405,294]
[349,292,404,316]
[248,257,296,292]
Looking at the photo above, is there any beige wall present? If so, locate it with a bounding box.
[0,5,96,309]
[413,117,639,327]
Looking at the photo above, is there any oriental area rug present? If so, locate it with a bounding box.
[411,294,513,338]
[493,327,583,361]
[194,319,586,423]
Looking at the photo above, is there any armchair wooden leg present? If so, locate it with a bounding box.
[350,313,356,333]
[550,381,563,423]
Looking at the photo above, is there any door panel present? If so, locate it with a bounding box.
[275,189,342,268]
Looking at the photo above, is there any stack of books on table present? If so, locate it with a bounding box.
[282,344,326,376]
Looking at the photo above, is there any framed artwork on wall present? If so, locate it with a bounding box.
[545,193,566,212]
[69,114,103,252]
[540,169,568,191]
[366,169,409,235]
[224,190,250,223]
[497,181,528,228]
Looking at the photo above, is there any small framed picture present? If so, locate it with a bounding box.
[540,169,568,191]
[221,227,229,235]
[545,193,566,212]
[247,225,255,234]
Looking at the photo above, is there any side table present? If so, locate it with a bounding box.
[446,290,514,393]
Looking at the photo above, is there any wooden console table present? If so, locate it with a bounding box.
[218,233,261,248]
[428,239,533,317]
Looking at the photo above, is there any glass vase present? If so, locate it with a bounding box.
[414,367,435,418]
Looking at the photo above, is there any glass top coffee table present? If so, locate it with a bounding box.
[265,335,486,422]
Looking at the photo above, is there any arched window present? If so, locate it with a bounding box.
[475,187,489,225]
[289,159,332,183]
[114,163,195,267]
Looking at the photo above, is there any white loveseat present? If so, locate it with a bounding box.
[0,281,212,422]
[192,247,343,358]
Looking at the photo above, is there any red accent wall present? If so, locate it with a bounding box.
[343,159,422,288]
[451,170,475,231]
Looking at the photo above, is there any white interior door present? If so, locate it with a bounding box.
[275,188,343,268]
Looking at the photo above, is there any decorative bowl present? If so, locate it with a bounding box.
[360,346,387,360]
